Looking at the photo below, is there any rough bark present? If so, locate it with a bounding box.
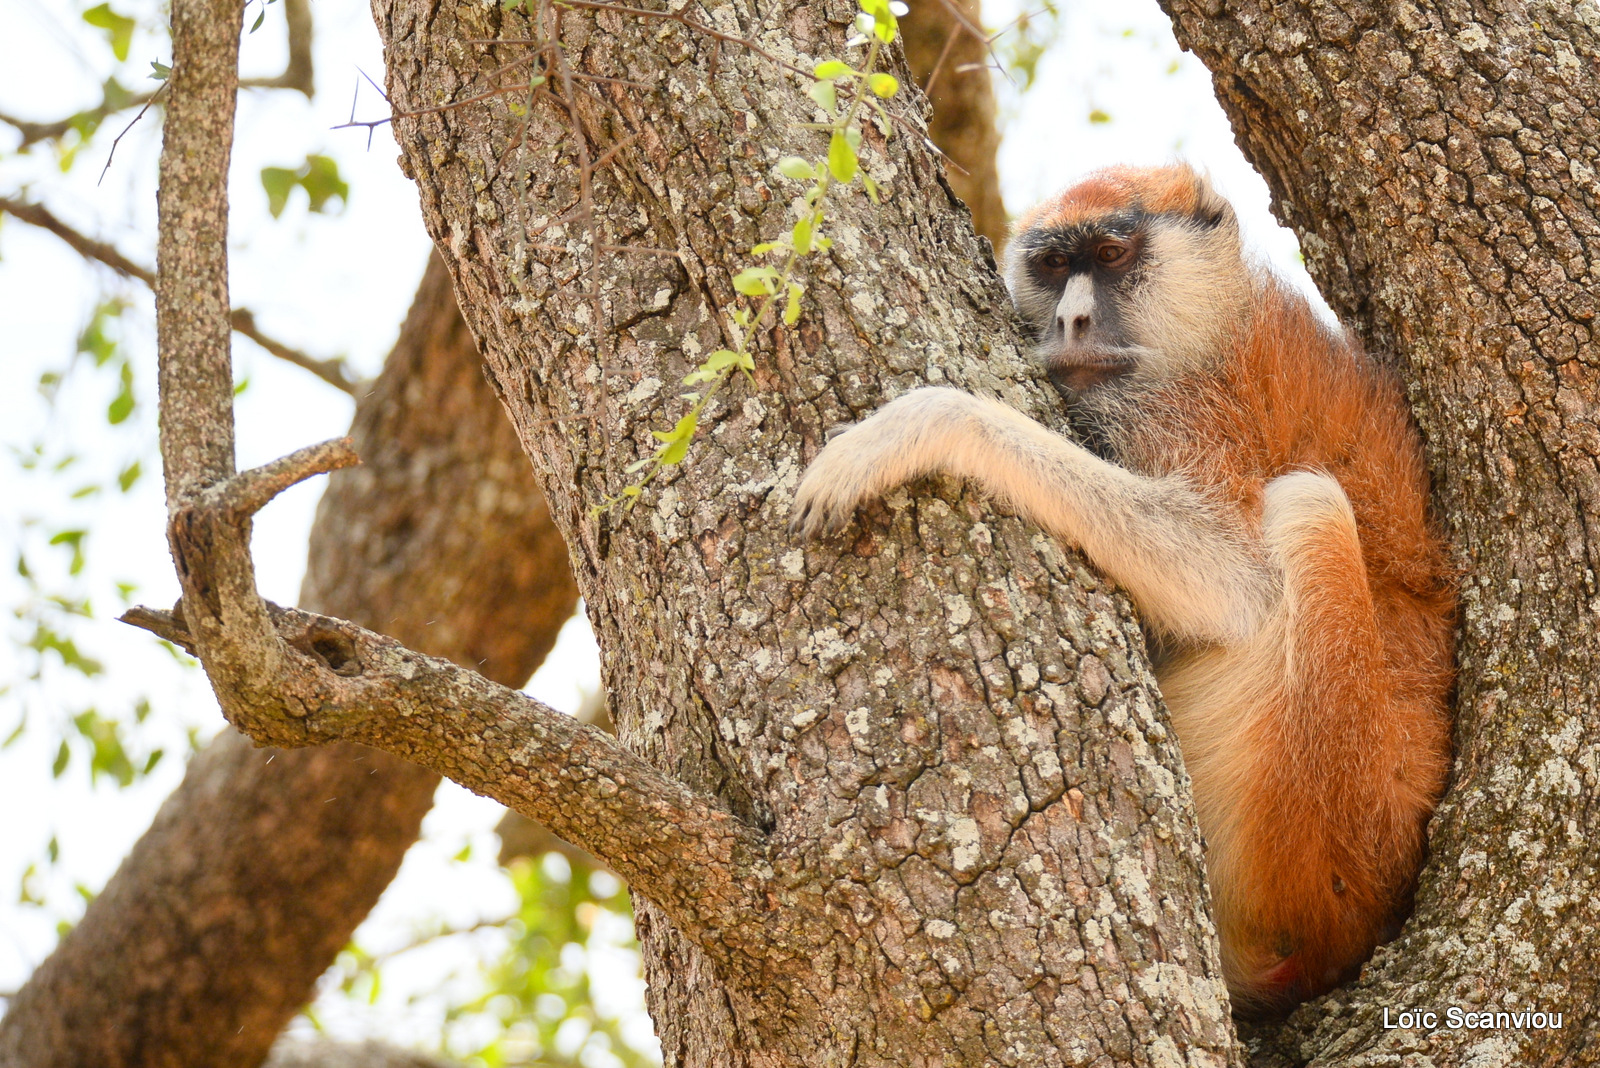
[375,1,1238,1063]
[0,254,578,1067]
[1159,3,1600,1066]
[899,0,1009,251]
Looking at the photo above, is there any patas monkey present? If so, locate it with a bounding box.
[790,164,1455,1011]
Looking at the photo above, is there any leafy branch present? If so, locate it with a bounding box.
[593,0,903,514]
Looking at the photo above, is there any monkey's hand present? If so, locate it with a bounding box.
[790,388,976,540]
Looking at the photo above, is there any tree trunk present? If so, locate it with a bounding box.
[1160,3,1600,1065]
[376,0,1236,1063]
[0,254,578,1068]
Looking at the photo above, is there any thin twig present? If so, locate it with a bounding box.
[98,82,170,185]
[228,310,363,394]
[922,22,963,97]
[0,196,154,284]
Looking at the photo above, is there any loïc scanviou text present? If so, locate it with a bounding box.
[1382,1008,1563,1030]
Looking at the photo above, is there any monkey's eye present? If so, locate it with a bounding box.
[1040,252,1070,271]
[1095,243,1131,267]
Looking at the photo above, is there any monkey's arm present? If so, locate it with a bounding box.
[790,387,1274,644]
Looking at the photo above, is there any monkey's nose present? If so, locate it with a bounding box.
[1062,314,1090,340]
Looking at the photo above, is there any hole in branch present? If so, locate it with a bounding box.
[296,624,363,677]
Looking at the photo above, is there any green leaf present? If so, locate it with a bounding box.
[2,718,25,750]
[117,460,141,492]
[806,80,837,112]
[777,156,816,181]
[827,130,858,183]
[299,154,350,215]
[862,172,881,204]
[1088,108,1111,124]
[859,0,897,42]
[260,166,298,219]
[107,361,134,424]
[19,864,43,906]
[813,60,854,81]
[82,4,136,62]
[652,410,700,466]
[792,214,814,255]
[49,530,88,576]
[784,282,804,325]
[52,741,70,779]
[77,299,126,366]
[260,155,349,219]
[731,267,778,296]
[251,9,266,32]
[868,73,899,97]
[658,437,691,466]
[148,59,170,81]
[73,709,136,787]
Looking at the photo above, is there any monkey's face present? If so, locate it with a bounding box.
[1003,165,1251,397]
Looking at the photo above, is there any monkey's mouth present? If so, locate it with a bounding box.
[1043,347,1142,393]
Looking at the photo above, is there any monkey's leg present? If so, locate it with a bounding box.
[790,386,1273,644]
[1170,471,1446,1010]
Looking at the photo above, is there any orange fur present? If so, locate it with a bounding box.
[1107,255,1454,1012]
[792,164,1456,1013]
[1013,164,1222,231]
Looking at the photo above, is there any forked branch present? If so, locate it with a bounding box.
[138,0,774,961]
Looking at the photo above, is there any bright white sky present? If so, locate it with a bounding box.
[0,0,1315,1054]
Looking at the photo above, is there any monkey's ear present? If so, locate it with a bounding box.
[1190,171,1238,231]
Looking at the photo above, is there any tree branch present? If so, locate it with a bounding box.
[0,252,581,1068]
[0,195,362,394]
[0,0,313,151]
[899,0,1007,252]
[0,93,159,151]
[120,598,772,949]
[240,0,316,97]
[146,0,770,961]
